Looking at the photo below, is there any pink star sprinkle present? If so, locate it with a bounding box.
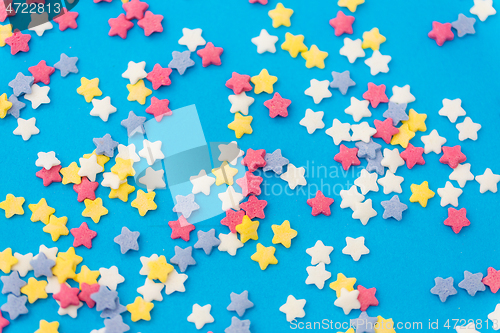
[36,165,62,186]
[28,60,55,85]
[53,8,79,31]
[220,209,245,233]
[226,72,252,95]
[236,171,263,197]
[263,92,291,118]
[53,283,80,308]
[249,0,268,4]
[168,215,195,241]
[146,96,172,122]
[241,148,266,172]
[362,83,388,108]
[70,222,97,249]
[307,190,335,216]
[78,283,100,308]
[123,0,149,20]
[329,11,355,36]
[137,11,163,36]
[334,144,360,170]
[240,195,267,219]
[73,177,98,202]
[443,207,469,234]
[400,143,425,169]
[5,31,31,55]
[146,64,172,90]
[439,146,466,169]
[373,118,399,144]
[108,13,134,39]
[197,42,224,67]
[357,285,379,311]
[428,21,454,46]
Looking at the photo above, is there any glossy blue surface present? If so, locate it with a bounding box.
[0,0,499,332]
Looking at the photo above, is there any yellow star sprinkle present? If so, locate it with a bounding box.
[147,255,173,283]
[127,296,154,322]
[338,0,365,12]
[0,24,13,47]
[235,215,259,243]
[268,3,293,28]
[362,28,386,50]
[74,265,100,288]
[251,69,278,94]
[0,193,24,218]
[35,320,60,333]
[43,215,69,242]
[29,198,55,224]
[410,181,435,208]
[251,243,278,270]
[58,247,83,268]
[402,109,427,132]
[281,32,308,58]
[301,45,328,69]
[60,162,82,185]
[271,220,297,248]
[131,190,157,216]
[20,277,48,303]
[339,329,355,333]
[109,182,135,202]
[82,198,108,223]
[0,248,18,274]
[83,151,110,168]
[0,93,12,118]
[212,161,239,186]
[375,316,396,333]
[111,157,136,180]
[52,257,76,284]
[127,79,152,105]
[76,77,102,103]
[329,273,356,297]
[390,123,415,148]
[228,113,253,139]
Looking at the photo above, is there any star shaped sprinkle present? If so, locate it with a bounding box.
[98,266,125,291]
[281,32,308,57]
[338,0,365,12]
[251,69,277,94]
[168,215,195,241]
[452,14,476,37]
[268,3,293,28]
[307,191,334,216]
[90,96,117,122]
[170,246,196,272]
[123,0,149,19]
[449,163,474,188]
[402,108,427,132]
[443,207,470,234]
[329,11,355,36]
[304,79,331,104]
[280,164,307,189]
[340,185,364,209]
[354,171,379,196]
[439,98,466,123]
[121,111,146,137]
[7,95,25,118]
[373,118,399,144]
[334,144,360,170]
[113,227,140,254]
[306,262,331,289]
[168,50,195,75]
[251,29,279,54]
[263,149,289,174]
[53,283,80,308]
[365,50,391,76]
[42,215,69,241]
[226,72,252,95]
[439,146,466,169]
[35,165,62,186]
[327,119,352,144]
[351,311,377,332]
[126,296,153,322]
[77,77,102,103]
[218,186,244,211]
[475,168,500,193]
[0,93,12,118]
[9,72,33,96]
[410,181,435,207]
[431,277,457,302]
[197,42,223,67]
[357,285,379,311]
[137,278,164,302]
[5,31,31,55]
[236,171,263,197]
[122,61,147,85]
[235,215,259,243]
[126,79,152,105]
[108,13,134,39]
[334,288,360,315]
[227,290,254,317]
[470,0,496,21]
[345,97,371,122]
[251,243,277,270]
[483,267,500,293]
[363,82,388,108]
[146,64,172,90]
[30,253,55,278]
[228,92,254,116]
[437,181,463,207]
[53,8,79,31]
[137,11,163,36]
[456,116,481,141]
[240,196,267,220]
[35,320,59,333]
[54,53,78,77]
[330,70,355,95]
[187,304,214,329]
[147,255,173,283]
[93,134,118,158]
[24,84,50,109]
[330,273,357,296]
[0,194,24,218]
[271,219,298,248]
[340,37,365,63]
[300,108,324,134]
[104,315,129,333]
[218,141,244,165]
[390,123,415,148]
[218,232,244,256]
[28,13,53,37]
[1,271,26,295]
[164,269,187,295]
[362,27,386,50]
[70,222,97,249]
[365,150,384,175]
[381,195,407,221]
[383,102,408,126]
[36,151,60,171]
[189,170,215,196]
[342,236,369,261]
[421,129,447,154]
[178,28,206,51]
[301,45,328,69]
[1,294,28,319]
[131,190,157,216]
[194,229,220,255]
[228,113,253,138]
[0,24,13,47]
[279,295,305,322]
[90,286,118,311]
[73,177,98,202]
[428,21,454,46]
[306,240,333,265]
[400,143,425,169]
[458,271,485,296]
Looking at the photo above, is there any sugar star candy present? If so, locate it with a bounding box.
[428,22,454,46]
[307,191,334,216]
[430,277,457,302]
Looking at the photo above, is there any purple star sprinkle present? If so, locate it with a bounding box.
[93,133,119,158]
[431,277,457,302]
[113,227,140,254]
[381,195,408,221]
[170,246,196,272]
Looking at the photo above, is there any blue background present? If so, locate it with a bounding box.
[0,0,499,332]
